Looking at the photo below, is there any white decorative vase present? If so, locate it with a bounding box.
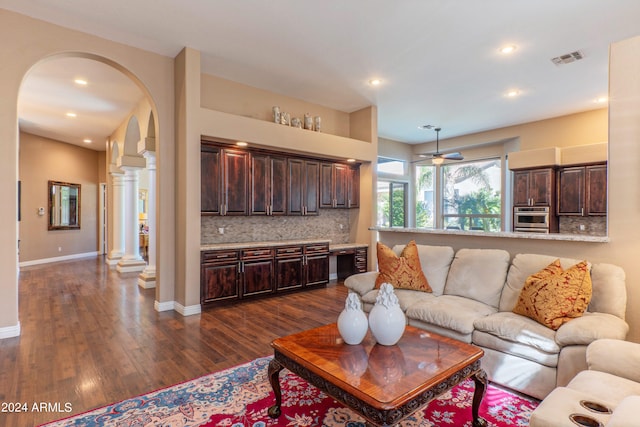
[337,293,368,345]
[368,283,406,346]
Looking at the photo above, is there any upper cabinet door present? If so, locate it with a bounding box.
[586,164,607,216]
[557,167,585,215]
[347,165,360,208]
[319,163,334,208]
[223,149,249,215]
[269,156,287,215]
[303,160,320,215]
[333,163,349,208]
[513,170,532,207]
[529,168,554,206]
[201,144,222,215]
[250,153,270,216]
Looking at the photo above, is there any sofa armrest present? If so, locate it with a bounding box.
[344,271,378,297]
[587,339,640,384]
[555,312,629,346]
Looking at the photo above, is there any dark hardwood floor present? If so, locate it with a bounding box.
[0,256,348,426]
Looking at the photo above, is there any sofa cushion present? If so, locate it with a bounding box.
[568,370,640,407]
[474,311,560,354]
[513,260,592,330]
[392,243,454,296]
[443,248,510,308]
[361,288,435,312]
[344,271,378,297]
[589,262,627,319]
[472,330,559,367]
[405,295,497,335]
[608,396,640,427]
[555,312,629,346]
[500,253,582,312]
[375,240,432,292]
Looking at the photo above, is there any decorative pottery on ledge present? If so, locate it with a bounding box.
[368,283,406,346]
[337,293,368,345]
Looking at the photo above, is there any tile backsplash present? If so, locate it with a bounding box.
[558,216,607,236]
[201,209,352,245]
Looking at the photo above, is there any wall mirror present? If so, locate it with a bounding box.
[48,180,81,230]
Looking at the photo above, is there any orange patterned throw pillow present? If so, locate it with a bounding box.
[375,240,432,292]
[513,259,592,330]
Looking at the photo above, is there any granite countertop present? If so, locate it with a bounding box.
[371,227,609,243]
[329,243,369,251]
[201,239,329,251]
[201,240,369,251]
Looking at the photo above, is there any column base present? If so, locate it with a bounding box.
[138,266,156,288]
[106,251,124,266]
[116,257,146,273]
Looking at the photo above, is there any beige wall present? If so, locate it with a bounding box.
[19,132,99,262]
[411,108,608,157]
[0,9,175,335]
[201,74,352,138]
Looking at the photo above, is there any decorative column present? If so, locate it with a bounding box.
[106,170,125,265]
[117,166,146,273]
[138,150,156,288]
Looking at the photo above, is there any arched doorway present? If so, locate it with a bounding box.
[18,52,162,300]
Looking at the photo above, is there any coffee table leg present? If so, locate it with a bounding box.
[267,358,284,418]
[472,369,487,427]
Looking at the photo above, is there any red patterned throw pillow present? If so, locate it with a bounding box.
[375,240,432,292]
[513,259,592,330]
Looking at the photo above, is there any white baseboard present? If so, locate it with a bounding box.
[154,300,175,312]
[19,252,99,268]
[175,302,201,316]
[0,322,21,339]
[154,300,201,316]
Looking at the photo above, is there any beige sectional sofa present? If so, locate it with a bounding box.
[344,244,628,400]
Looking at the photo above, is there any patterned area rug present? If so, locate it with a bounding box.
[40,357,538,427]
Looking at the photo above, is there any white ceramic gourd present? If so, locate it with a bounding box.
[368,283,406,346]
[337,293,368,345]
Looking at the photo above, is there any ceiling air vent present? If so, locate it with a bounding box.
[551,50,584,66]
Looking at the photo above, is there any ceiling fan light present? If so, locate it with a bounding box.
[432,157,444,165]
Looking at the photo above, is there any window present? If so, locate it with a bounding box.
[441,159,502,231]
[377,181,407,227]
[377,157,405,175]
[415,164,435,228]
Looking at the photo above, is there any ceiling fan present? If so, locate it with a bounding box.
[417,126,464,165]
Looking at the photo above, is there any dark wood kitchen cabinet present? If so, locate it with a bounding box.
[201,250,240,303]
[240,248,274,297]
[202,241,330,306]
[347,165,360,208]
[275,246,304,291]
[557,163,607,216]
[304,243,330,287]
[320,162,360,208]
[513,168,556,207]
[287,158,320,215]
[249,153,287,216]
[201,144,222,214]
[201,143,249,215]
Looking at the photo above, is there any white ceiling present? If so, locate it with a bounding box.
[5,0,640,151]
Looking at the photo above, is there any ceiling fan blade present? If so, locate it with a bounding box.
[442,152,464,160]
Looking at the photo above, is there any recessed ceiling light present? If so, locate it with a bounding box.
[74,79,88,86]
[499,45,517,55]
[236,141,248,147]
[83,139,92,143]
[65,112,77,118]
[369,78,382,86]
[347,158,356,163]
[505,90,521,98]
[594,96,608,104]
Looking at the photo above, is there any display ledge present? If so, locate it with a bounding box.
[370,227,609,243]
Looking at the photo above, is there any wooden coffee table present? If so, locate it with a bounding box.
[268,323,487,426]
